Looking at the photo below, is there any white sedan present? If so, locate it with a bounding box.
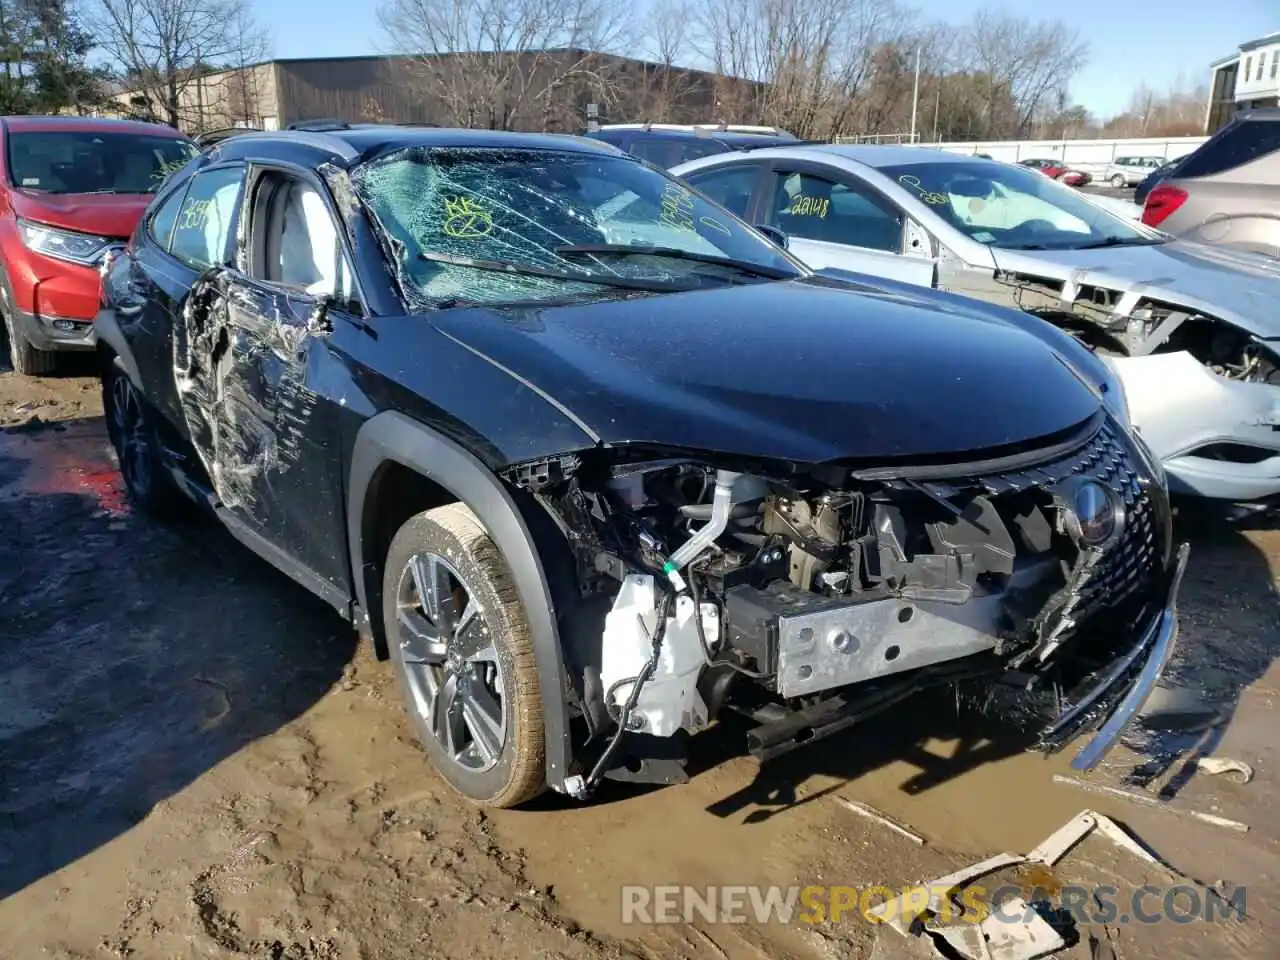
[672,144,1280,505]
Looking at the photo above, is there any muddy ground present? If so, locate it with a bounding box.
[0,358,1275,960]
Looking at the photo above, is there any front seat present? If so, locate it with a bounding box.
[275,183,342,296]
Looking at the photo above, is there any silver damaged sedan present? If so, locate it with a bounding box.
[672,145,1280,505]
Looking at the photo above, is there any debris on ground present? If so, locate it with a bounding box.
[836,797,927,845]
[930,896,1065,960]
[867,808,1227,959]
[1191,757,1254,784]
[1050,775,1249,833]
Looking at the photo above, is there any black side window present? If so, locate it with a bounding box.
[147,183,189,252]
[630,137,727,170]
[169,166,245,269]
[1178,120,1280,178]
[683,164,759,218]
[628,137,682,169]
[769,170,903,252]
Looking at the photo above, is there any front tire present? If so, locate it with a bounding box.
[102,360,184,516]
[1110,174,1126,188]
[382,502,547,808]
[1,297,56,376]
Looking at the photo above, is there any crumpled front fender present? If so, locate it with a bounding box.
[1106,351,1280,502]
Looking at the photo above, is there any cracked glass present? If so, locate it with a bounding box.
[351,146,801,308]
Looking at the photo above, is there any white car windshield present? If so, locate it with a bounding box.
[880,160,1164,251]
[351,146,801,308]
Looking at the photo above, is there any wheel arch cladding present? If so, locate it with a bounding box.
[93,309,142,386]
[347,410,573,790]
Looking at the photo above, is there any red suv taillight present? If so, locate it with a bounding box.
[1141,184,1187,228]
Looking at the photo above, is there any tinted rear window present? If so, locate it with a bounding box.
[1176,119,1280,179]
[6,130,197,195]
[629,137,729,169]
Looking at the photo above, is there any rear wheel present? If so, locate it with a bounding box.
[382,502,547,808]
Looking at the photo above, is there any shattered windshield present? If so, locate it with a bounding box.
[351,146,801,308]
[881,160,1164,251]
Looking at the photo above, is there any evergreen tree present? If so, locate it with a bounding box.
[0,0,106,115]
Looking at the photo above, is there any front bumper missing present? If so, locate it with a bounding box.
[1039,540,1191,771]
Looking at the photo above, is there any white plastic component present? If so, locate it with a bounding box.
[665,469,742,573]
[600,574,719,737]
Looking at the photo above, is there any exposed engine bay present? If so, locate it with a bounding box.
[1006,273,1280,386]
[511,416,1173,794]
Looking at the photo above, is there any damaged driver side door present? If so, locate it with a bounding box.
[175,165,359,604]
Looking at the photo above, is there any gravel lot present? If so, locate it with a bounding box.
[0,355,1275,960]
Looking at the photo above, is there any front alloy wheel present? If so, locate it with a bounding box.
[110,370,155,501]
[382,503,546,807]
[103,361,183,515]
[397,550,507,773]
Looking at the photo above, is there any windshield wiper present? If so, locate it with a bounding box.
[417,249,691,292]
[1073,236,1162,250]
[554,243,794,280]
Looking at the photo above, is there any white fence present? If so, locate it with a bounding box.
[898,136,1209,176]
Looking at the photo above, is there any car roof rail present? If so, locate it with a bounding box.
[286,118,351,132]
[739,138,826,151]
[194,126,263,147]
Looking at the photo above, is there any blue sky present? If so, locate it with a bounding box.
[257,0,1276,120]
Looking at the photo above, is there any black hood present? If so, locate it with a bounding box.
[429,277,1102,464]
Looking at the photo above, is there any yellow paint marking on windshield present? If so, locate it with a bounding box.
[178,198,213,230]
[897,175,948,205]
[660,182,696,232]
[787,195,829,218]
[700,215,730,235]
[443,196,494,238]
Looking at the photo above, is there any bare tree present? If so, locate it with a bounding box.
[955,6,1088,139]
[632,0,701,122]
[90,0,263,130]
[222,5,271,129]
[1103,75,1208,138]
[688,0,919,139]
[376,0,632,131]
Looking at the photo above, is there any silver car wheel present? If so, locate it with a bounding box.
[394,551,507,773]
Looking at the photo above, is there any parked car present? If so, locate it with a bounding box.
[1133,156,1186,206]
[97,125,1183,807]
[671,144,1280,503]
[1060,169,1092,188]
[1018,157,1069,179]
[1103,156,1166,189]
[1140,109,1280,258]
[0,116,197,375]
[586,123,799,169]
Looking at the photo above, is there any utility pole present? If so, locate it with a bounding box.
[932,81,941,142]
[909,46,921,142]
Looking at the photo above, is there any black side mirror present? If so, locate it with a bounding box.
[754,223,788,249]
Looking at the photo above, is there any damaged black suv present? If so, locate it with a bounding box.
[97,125,1187,808]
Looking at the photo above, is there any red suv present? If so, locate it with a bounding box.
[0,116,197,375]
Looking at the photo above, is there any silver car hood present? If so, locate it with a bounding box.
[991,240,1280,338]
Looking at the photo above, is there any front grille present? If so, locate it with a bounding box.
[888,421,1164,623]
